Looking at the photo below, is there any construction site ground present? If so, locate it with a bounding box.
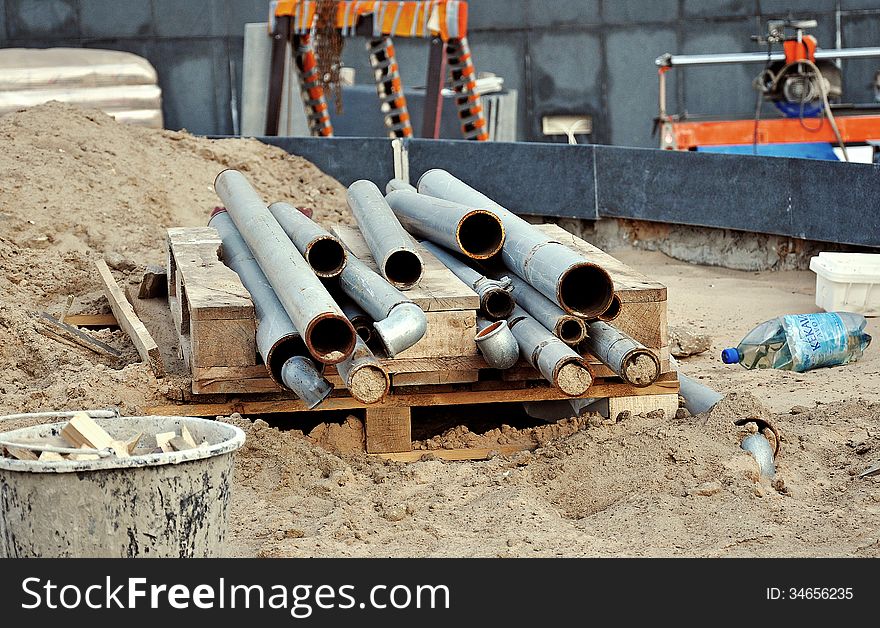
[1,103,878,558]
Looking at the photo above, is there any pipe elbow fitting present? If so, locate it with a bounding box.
[374,302,427,358]
[280,356,333,409]
[475,319,520,370]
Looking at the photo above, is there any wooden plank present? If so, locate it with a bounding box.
[536,224,667,302]
[365,407,412,453]
[63,313,118,327]
[33,312,123,359]
[604,393,680,420]
[190,317,257,367]
[60,412,115,450]
[395,310,477,359]
[614,301,668,350]
[332,224,479,311]
[393,370,479,386]
[374,445,534,462]
[146,376,680,416]
[96,259,165,378]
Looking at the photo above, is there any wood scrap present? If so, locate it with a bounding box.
[63,313,119,328]
[95,258,165,378]
[60,412,115,450]
[38,451,65,462]
[72,445,100,461]
[181,425,197,449]
[168,436,192,452]
[33,311,122,359]
[124,431,143,454]
[138,264,167,299]
[155,431,176,453]
[5,446,39,461]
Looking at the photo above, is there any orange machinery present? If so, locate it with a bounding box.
[654,19,880,152]
[267,0,487,141]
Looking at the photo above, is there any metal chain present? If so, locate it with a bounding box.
[315,0,345,113]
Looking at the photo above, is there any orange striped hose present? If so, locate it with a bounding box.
[293,33,335,137]
[367,36,413,138]
[446,37,488,141]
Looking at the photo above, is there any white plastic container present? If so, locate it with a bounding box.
[810,252,880,316]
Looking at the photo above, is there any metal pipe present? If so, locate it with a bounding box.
[507,306,592,396]
[417,169,614,318]
[420,241,514,320]
[337,294,375,344]
[580,321,660,387]
[209,210,332,408]
[214,170,356,365]
[741,433,776,479]
[385,190,505,260]
[598,294,622,322]
[268,206,428,358]
[268,202,347,278]
[338,249,427,358]
[475,318,520,369]
[501,272,587,345]
[347,179,424,289]
[669,356,724,415]
[336,335,390,404]
[656,46,880,67]
[386,178,417,194]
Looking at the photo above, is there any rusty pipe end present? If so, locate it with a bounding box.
[555,316,588,345]
[304,234,347,278]
[598,294,622,322]
[304,312,357,365]
[455,209,505,259]
[265,333,323,388]
[347,362,391,404]
[480,287,515,321]
[556,263,615,318]
[381,247,424,290]
[552,356,593,397]
[620,348,661,388]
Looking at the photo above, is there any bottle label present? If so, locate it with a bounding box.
[781,313,848,372]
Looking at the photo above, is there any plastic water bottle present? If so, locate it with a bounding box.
[721,312,871,372]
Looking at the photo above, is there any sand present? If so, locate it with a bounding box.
[2,102,879,558]
[623,353,659,386]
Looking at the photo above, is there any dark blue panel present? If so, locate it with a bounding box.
[603,0,678,24]
[223,0,267,37]
[467,30,527,141]
[406,139,598,220]
[467,0,529,30]
[6,0,77,38]
[147,39,219,134]
[683,0,757,17]
[789,160,880,246]
[80,0,152,37]
[524,1,600,28]
[595,145,794,235]
[841,14,880,105]
[153,0,222,37]
[760,0,836,13]
[0,0,8,41]
[258,137,395,188]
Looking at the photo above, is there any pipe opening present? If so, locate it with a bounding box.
[557,318,585,344]
[353,321,374,343]
[307,316,356,364]
[558,264,614,318]
[457,211,504,259]
[482,290,515,320]
[305,237,346,277]
[598,294,622,322]
[383,249,423,289]
[476,320,504,338]
[266,335,310,385]
[348,364,390,404]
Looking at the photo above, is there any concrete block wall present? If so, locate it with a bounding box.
[2,1,879,145]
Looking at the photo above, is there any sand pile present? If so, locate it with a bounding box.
[0,102,350,415]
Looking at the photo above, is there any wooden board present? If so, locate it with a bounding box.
[63,313,118,327]
[365,407,412,453]
[392,370,480,386]
[604,393,680,420]
[536,224,666,302]
[374,445,533,462]
[146,374,679,416]
[395,310,477,360]
[95,259,165,377]
[613,301,668,351]
[332,224,480,311]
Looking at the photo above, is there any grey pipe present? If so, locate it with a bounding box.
[214,170,355,364]
[420,241,514,320]
[386,178,417,193]
[417,169,614,318]
[209,210,332,409]
[669,356,724,415]
[741,433,776,479]
[656,46,880,67]
[502,272,587,345]
[475,317,520,369]
[598,294,622,322]
[337,294,375,344]
[507,306,592,396]
[347,179,424,289]
[268,201,347,278]
[386,190,505,260]
[337,248,428,358]
[336,335,390,404]
[581,321,660,387]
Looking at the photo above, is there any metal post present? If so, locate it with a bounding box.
[265,15,291,136]
[421,37,447,138]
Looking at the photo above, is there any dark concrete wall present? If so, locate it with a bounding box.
[2,1,880,145]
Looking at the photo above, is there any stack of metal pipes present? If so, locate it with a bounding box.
[209,169,433,408]
[383,170,662,396]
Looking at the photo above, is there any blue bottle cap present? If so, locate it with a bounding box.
[721,348,741,364]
